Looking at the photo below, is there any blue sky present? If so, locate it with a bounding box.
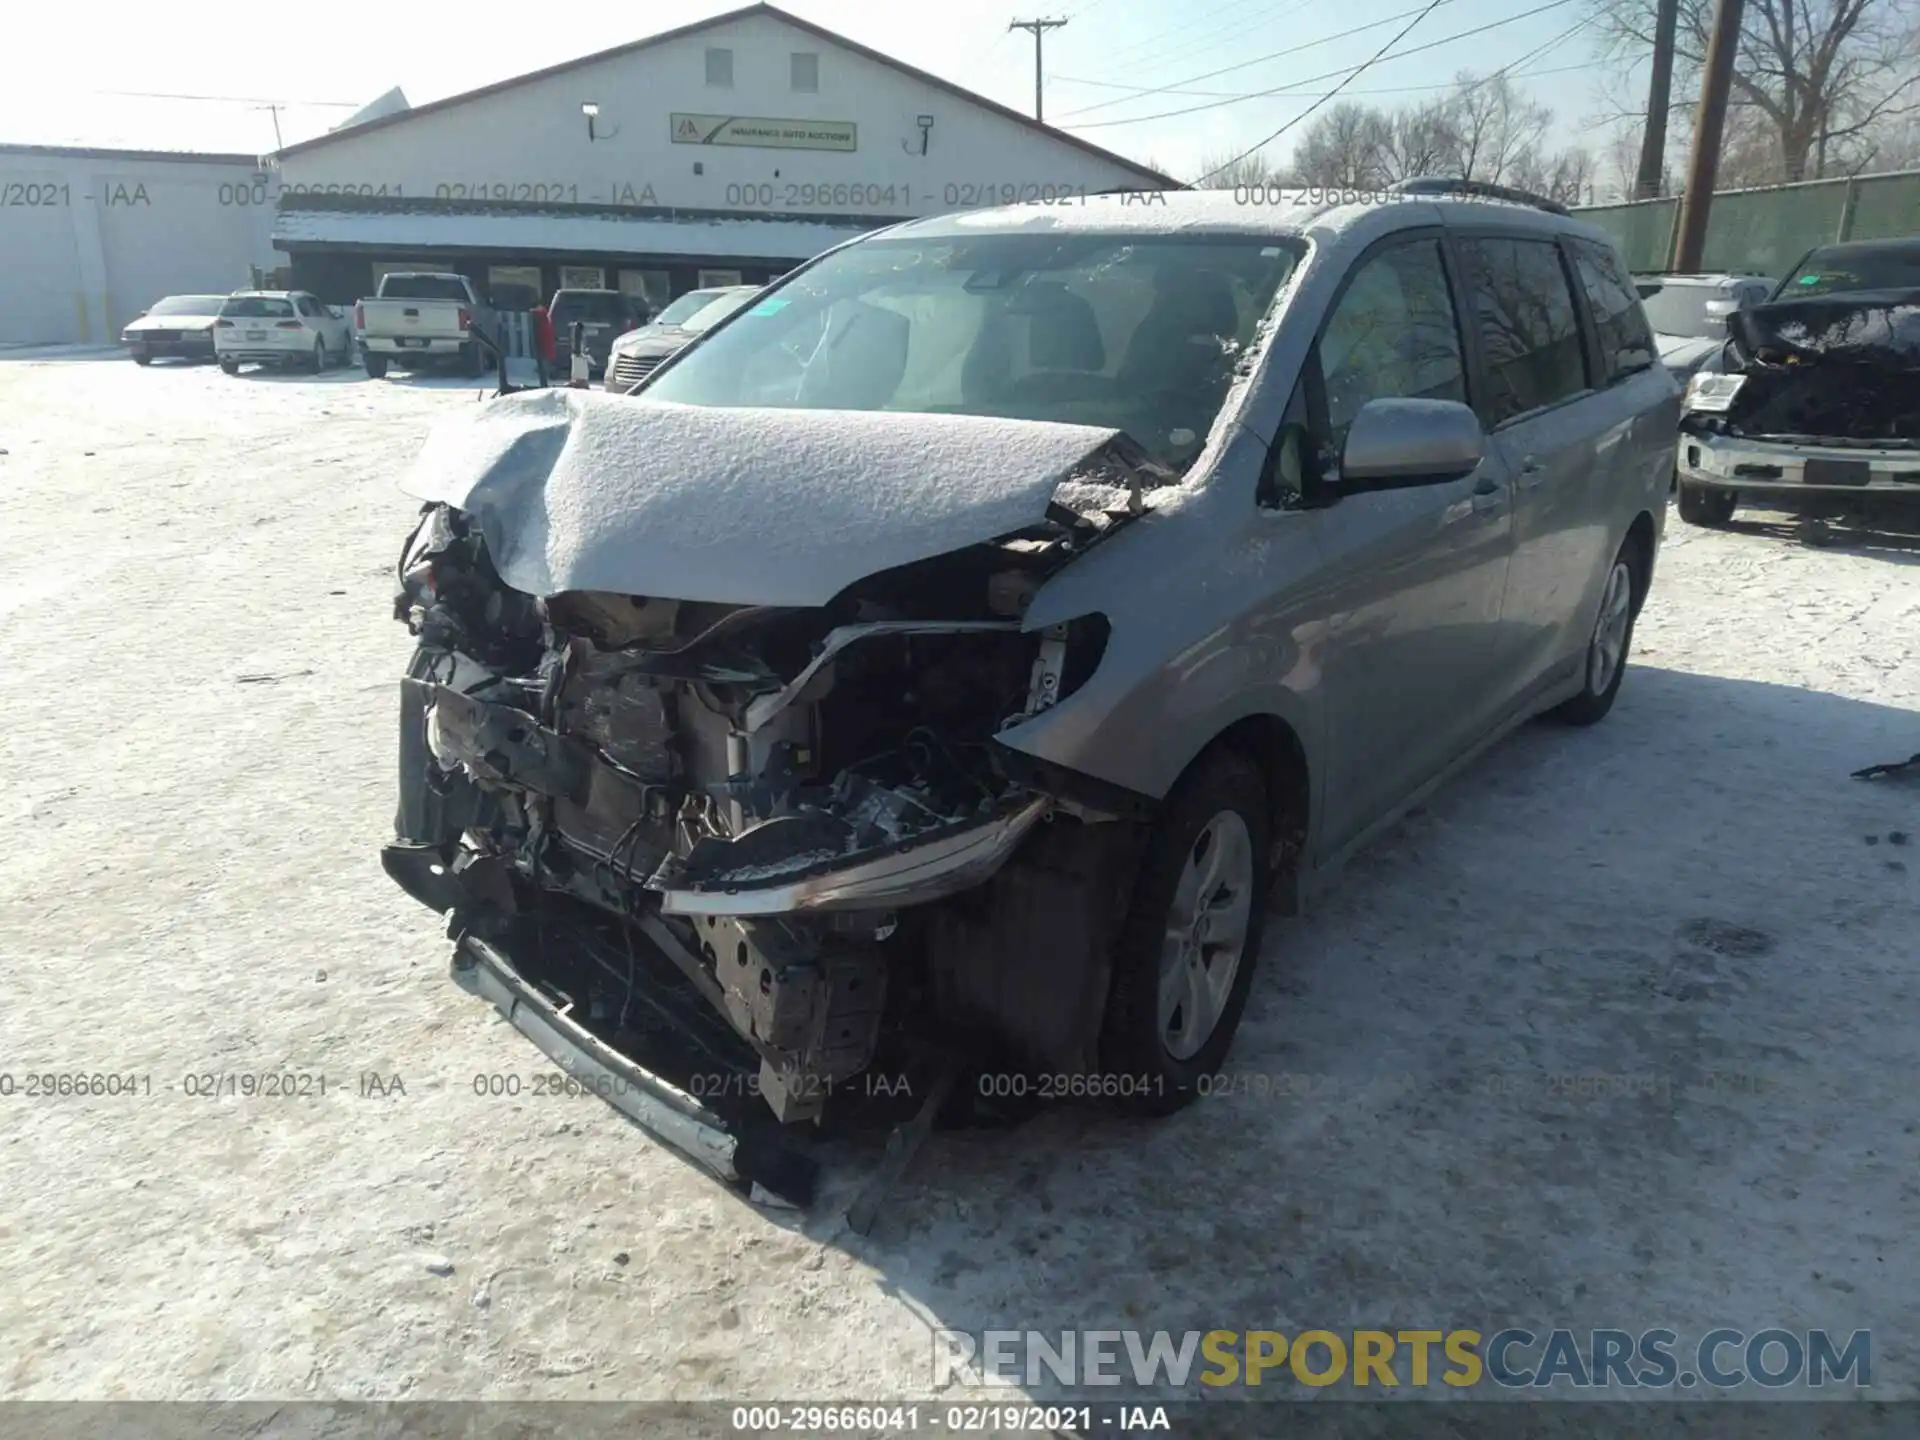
[0,0,1635,177]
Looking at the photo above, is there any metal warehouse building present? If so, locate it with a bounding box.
[0,146,278,346]
[1,2,1175,346]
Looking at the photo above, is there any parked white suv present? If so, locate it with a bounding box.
[1639,273,1774,381]
[214,291,352,375]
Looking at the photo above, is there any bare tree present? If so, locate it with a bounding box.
[1514,145,1600,203]
[1376,98,1459,181]
[1292,102,1395,186]
[1444,72,1554,183]
[1191,149,1288,189]
[1287,74,1601,198]
[1589,0,1920,181]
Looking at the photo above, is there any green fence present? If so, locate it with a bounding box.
[1574,168,1920,276]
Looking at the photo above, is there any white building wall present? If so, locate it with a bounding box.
[0,150,278,346]
[275,12,1164,216]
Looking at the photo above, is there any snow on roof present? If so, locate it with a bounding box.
[272,207,877,261]
[893,188,1600,242]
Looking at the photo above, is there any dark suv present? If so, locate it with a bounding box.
[547,289,650,376]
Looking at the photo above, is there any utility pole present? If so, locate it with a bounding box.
[1009,17,1069,122]
[1669,0,1746,270]
[1634,0,1679,199]
[252,102,286,152]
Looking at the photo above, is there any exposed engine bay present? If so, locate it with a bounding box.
[1685,295,1920,445]
[382,471,1158,1147]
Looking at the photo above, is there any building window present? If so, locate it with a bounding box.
[488,265,543,311]
[619,269,673,312]
[791,52,819,92]
[560,265,607,290]
[699,268,744,289]
[706,47,733,87]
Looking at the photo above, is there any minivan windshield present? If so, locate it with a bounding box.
[1776,243,1920,298]
[641,234,1304,468]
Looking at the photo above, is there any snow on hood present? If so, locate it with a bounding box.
[400,389,1123,606]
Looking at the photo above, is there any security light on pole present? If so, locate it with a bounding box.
[582,102,601,141]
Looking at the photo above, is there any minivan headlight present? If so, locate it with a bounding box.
[1683,372,1746,413]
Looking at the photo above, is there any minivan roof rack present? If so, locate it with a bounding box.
[1388,177,1571,217]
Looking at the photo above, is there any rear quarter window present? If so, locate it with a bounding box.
[1455,236,1590,425]
[1569,239,1657,384]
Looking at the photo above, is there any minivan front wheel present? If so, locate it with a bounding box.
[1100,748,1270,1114]
[1549,543,1643,726]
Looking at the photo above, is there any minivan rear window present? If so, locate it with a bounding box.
[220,296,296,318]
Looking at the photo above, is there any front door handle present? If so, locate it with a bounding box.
[1468,477,1505,514]
[1517,455,1545,489]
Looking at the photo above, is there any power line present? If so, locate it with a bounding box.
[1055,0,1467,121]
[1194,0,1450,181]
[1053,56,1593,101]
[1063,0,1582,130]
[1096,0,1282,75]
[1194,7,1598,183]
[92,88,362,107]
[1104,0,1321,81]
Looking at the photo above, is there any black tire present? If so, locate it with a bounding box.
[461,341,483,377]
[219,358,240,375]
[1100,747,1272,1115]
[131,353,151,366]
[1548,537,1646,727]
[309,339,326,374]
[1677,481,1737,526]
[362,352,388,379]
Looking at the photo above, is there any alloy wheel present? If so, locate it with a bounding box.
[1156,809,1256,1061]
[1588,559,1634,695]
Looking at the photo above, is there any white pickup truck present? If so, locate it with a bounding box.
[354,272,496,377]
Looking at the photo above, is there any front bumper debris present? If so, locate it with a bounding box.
[1676,431,1920,493]
[448,913,822,1205]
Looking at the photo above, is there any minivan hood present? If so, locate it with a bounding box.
[400,389,1124,606]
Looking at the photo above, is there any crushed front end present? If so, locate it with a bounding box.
[1678,293,1920,497]
[383,467,1154,1199]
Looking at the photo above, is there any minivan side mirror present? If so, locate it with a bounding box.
[1339,398,1485,491]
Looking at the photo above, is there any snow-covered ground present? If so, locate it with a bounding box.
[1,353,1916,1404]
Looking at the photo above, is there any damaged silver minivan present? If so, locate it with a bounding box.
[385,183,1675,1202]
